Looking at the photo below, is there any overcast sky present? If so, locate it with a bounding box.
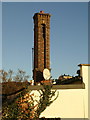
[1,2,88,79]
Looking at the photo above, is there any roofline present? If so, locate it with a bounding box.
[33,12,51,19]
[78,64,90,66]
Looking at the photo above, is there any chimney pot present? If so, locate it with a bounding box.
[40,11,44,13]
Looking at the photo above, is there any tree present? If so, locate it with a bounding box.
[2,84,59,119]
[2,70,59,119]
[14,69,29,82]
[1,69,30,83]
[8,69,13,82]
[36,85,59,118]
[1,70,8,82]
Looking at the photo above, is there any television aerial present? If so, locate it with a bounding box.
[43,68,51,80]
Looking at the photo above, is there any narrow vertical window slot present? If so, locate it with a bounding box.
[41,24,46,68]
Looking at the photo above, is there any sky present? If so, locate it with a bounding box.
[1,2,88,79]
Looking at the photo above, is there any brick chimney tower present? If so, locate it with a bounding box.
[33,11,51,84]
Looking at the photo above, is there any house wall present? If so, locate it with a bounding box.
[39,65,89,118]
[89,67,90,120]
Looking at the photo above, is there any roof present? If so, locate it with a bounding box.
[78,64,90,66]
[1,81,29,95]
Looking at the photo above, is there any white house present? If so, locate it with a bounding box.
[39,64,90,119]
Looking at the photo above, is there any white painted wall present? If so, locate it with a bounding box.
[81,65,89,119]
[39,65,89,119]
[89,66,90,120]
